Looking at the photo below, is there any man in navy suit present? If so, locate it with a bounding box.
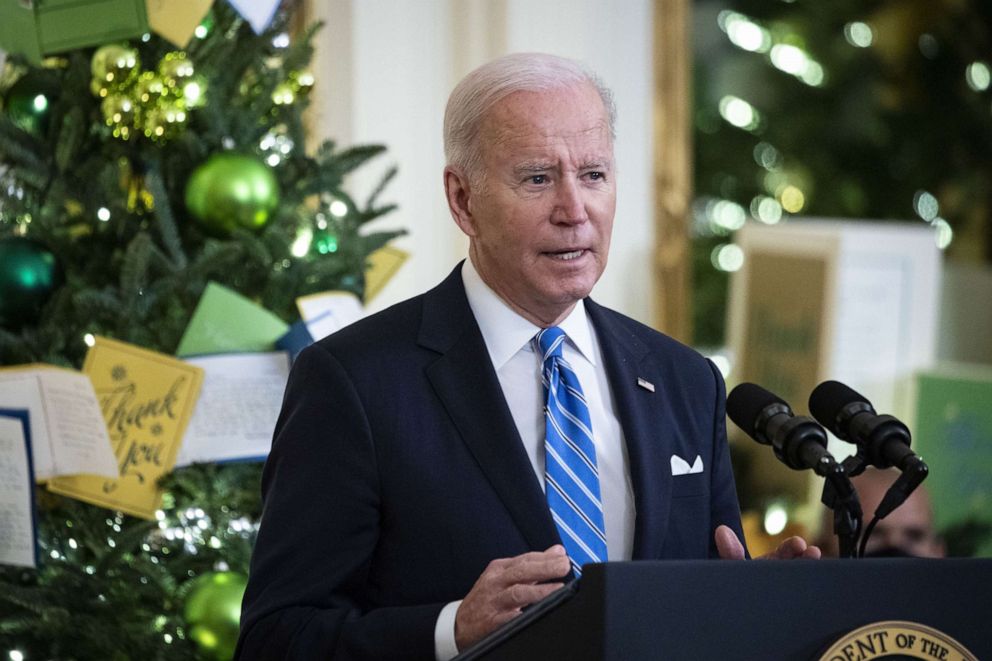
[236,53,818,661]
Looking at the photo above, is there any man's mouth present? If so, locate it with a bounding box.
[545,249,586,261]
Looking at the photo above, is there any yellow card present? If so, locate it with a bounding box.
[365,246,409,302]
[48,337,203,519]
[147,0,215,48]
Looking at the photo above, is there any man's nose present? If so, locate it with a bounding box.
[551,179,588,224]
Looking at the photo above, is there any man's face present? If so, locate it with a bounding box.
[457,83,616,326]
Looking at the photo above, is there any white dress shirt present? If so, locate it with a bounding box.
[434,260,635,660]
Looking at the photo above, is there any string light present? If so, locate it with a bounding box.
[913,190,939,221]
[751,196,783,224]
[718,11,772,53]
[966,62,991,92]
[753,142,781,171]
[291,228,313,257]
[843,22,874,48]
[711,244,745,272]
[779,185,806,213]
[708,199,747,232]
[719,95,761,132]
[770,44,825,87]
[932,218,953,250]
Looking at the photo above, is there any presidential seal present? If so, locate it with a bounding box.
[819,620,977,661]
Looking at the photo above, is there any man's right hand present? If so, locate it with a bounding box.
[454,545,571,651]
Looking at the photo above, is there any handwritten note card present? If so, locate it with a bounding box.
[0,366,118,481]
[0,409,37,568]
[176,352,290,467]
[48,338,204,520]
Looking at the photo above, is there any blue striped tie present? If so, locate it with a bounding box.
[537,326,607,577]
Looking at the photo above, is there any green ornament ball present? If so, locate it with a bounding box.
[4,73,58,135]
[185,153,280,235]
[183,571,248,661]
[0,237,64,330]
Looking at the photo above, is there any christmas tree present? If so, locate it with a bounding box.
[0,2,401,658]
[692,0,992,347]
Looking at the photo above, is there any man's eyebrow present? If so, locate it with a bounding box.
[513,161,555,175]
[580,159,612,171]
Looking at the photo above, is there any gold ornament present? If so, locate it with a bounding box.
[134,72,167,106]
[158,52,195,88]
[88,48,204,143]
[101,94,136,140]
[143,105,187,141]
[90,78,110,98]
[90,45,140,90]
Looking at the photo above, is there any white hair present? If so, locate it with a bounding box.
[443,53,616,182]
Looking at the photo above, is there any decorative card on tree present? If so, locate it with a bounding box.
[0,364,118,481]
[0,409,38,568]
[0,0,149,63]
[48,337,203,520]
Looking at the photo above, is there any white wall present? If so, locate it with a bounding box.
[309,0,656,324]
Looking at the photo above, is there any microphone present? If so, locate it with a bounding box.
[727,382,841,479]
[808,380,926,473]
[808,380,928,519]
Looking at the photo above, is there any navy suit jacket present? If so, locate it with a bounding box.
[236,264,745,660]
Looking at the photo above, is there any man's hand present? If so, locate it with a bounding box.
[454,545,571,651]
[714,524,822,560]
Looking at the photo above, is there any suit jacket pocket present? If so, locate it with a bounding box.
[670,472,708,498]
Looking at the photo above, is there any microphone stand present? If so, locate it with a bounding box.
[820,456,863,559]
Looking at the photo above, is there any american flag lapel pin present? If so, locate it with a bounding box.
[637,377,655,392]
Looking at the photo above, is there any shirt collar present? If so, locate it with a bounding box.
[461,258,597,369]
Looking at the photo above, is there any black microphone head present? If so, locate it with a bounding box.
[727,382,789,438]
[808,380,874,437]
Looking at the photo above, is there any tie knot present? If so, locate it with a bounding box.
[536,326,567,361]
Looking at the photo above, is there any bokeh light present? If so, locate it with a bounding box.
[719,95,761,132]
[966,61,991,92]
[843,22,874,48]
[913,190,939,221]
[779,185,806,213]
[932,217,953,250]
[711,243,745,272]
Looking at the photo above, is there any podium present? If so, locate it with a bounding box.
[457,559,991,660]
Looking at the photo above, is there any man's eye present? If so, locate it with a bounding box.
[529,175,548,185]
[587,171,604,181]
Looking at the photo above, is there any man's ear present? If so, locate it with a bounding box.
[444,166,477,237]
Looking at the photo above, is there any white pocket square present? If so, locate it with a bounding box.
[670,454,704,476]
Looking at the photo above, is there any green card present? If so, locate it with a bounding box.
[176,282,288,357]
[914,365,992,556]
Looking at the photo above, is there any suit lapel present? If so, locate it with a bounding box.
[419,265,560,552]
[586,300,674,560]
